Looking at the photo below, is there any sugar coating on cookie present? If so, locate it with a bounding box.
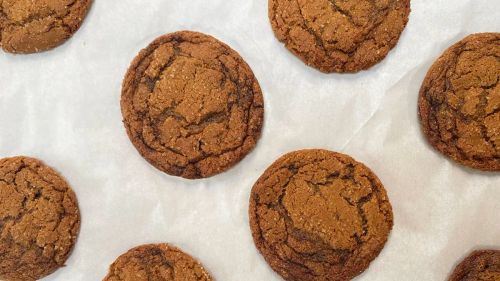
[448,250,500,281]
[121,31,264,179]
[103,244,213,281]
[249,149,393,281]
[0,156,80,281]
[269,0,411,73]
[419,33,500,171]
[0,0,92,54]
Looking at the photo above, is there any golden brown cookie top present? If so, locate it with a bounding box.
[448,250,500,281]
[419,33,500,171]
[121,31,264,179]
[0,0,92,53]
[249,149,393,281]
[269,0,411,73]
[0,156,80,281]
[103,244,213,281]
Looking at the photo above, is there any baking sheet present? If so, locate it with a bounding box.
[0,0,499,280]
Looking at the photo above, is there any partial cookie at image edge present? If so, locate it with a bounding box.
[268,0,411,73]
[0,0,93,54]
[448,250,500,281]
[0,156,81,281]
[418,32,500,171]
[103,243,213,281]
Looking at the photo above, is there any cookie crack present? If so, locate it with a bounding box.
[0,6,72,37]
[429,40,500,161]
[132,41,260,173]
[327,0,364,28]
[0,158,79,281]
[284,0,396,57]
[254,158,387,277]
[0,0,78,28]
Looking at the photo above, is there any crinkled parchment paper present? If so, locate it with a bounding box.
[0,0,499,280]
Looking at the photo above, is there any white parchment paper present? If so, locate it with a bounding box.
[0,0,499,280]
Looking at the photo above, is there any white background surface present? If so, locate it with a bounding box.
[0,0,499,280]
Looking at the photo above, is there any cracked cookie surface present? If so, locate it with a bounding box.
[0,156,80,281]
[448,250,500,281]
[121,31,264,179]
[249,149,393,281]
[0,0,92,54]
[419,33,500,171]
[268,0,410,73]
[103,243,213,281]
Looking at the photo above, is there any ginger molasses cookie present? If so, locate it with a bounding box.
[269,0,410,73]
[0,0,92,54]
[448,250,500,281]
[419,33,500,171]
[0,156,80,281]
[103,243,213,281]
[121,31,264,179]
[249,149,393,281]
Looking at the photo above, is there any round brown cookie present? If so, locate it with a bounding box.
[0,0,92,54]
[268,0,411,73]
[448,250,500,281]
[0,156,80,281]
[121,31,264,179]
[418,33,500,171]
[249,149,393,281]
[103,243,213,281]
